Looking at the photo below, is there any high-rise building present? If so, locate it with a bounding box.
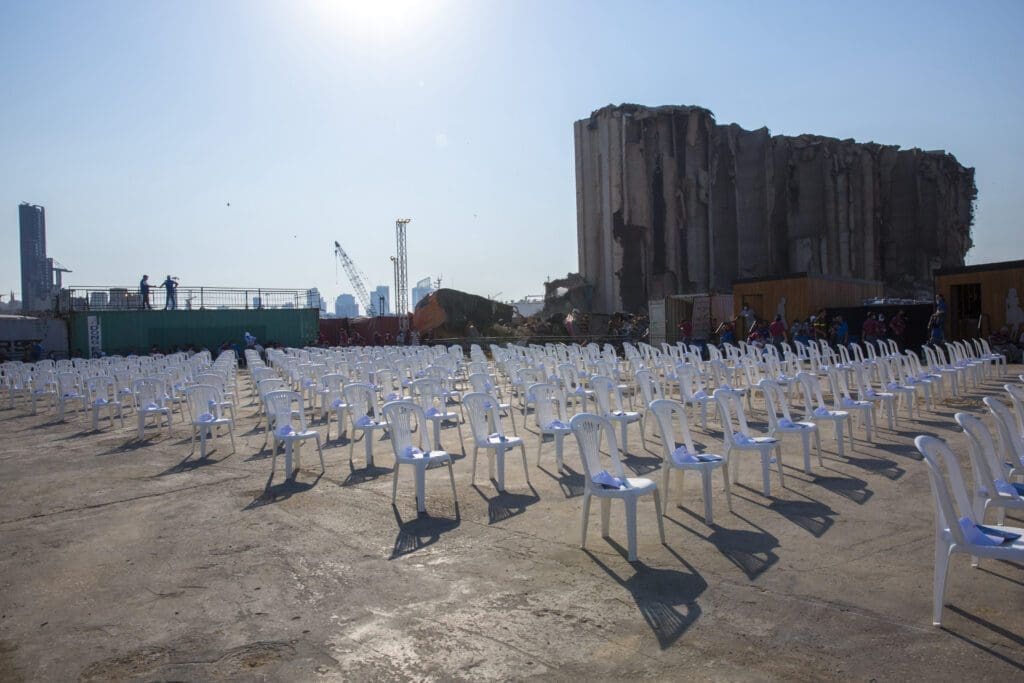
[19,203,52,312]
[371,285,390,315]
[335,293,359,318]
[411,277,434,308]
[306,287,326,312]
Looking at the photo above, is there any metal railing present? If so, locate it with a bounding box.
[58,286,317,312]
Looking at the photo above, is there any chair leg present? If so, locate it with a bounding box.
[414,462,427,513]
[471,445,479,484]
[933,539,953,626]
[775,446,785,488]
[624,498,638,561]
[652,489,667,542]
[801,432,812,474]
[392,462,400,503]
[700,470,713,524]
[721,464,733,510]
[581,493,592,548]
[760,450,772,497]
[815,430,823,467]
[662,467,671,516]
[536,431,544,466]
[600,497,611,537]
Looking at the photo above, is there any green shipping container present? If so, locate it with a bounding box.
[67,308,319,356]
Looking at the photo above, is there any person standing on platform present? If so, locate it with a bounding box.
[162,275,178,310]
[139,275,152,310]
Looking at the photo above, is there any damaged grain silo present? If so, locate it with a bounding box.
[574,104,977,313]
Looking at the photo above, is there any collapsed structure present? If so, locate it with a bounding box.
[574,104,976,313]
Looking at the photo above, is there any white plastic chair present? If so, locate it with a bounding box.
[795,372,853,458]
[825,365,873,443]
[714,388,783,497]
[409,377,464,453]
[86,375,124,431]
[590,375,643,455]
[530,382,572,472]
[468,371,517,434]
[984,396,1024,482]
[463,391,529,492]
[955,412,1024,525]
[55,371,88,421]
[343,382,389,468]
[913,435,1024,626]
[133,378,173,439]
[760,378,821,475]
[850,361,896,431]
[1004,383,1024,440]
[382,400,457,514]
[649,398,730,524]
[182,384,236,458]
[569,412,666,561]
[265,389,324,479]
[319,373,349,441]
[30,369,57,414]
[677,363,714,430]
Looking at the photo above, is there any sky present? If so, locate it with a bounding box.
[2,0,1022,310]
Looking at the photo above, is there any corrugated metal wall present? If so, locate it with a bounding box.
[67,309,319,356]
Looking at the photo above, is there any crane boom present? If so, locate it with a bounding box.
[334,241,375,316]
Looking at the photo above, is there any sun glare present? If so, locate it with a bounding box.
[309,0,441,39]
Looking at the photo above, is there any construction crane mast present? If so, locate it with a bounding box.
[333,241,375,316]
[394,218,410,319]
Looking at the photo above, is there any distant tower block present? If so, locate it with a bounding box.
[395,218,410,316]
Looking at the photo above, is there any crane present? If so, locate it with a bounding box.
[334,241,375,316]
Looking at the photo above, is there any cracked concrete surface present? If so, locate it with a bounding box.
[1,369,1022,680]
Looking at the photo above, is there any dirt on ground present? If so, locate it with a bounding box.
[0,367,1022,681]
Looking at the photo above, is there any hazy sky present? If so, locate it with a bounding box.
[2,0,1022,309]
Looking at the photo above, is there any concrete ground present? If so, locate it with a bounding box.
[1,366,1022,681]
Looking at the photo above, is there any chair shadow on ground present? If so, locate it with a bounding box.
[844,454,906,480]
[620,450,662,476]
[584,543,705,649]
[538,463,585,498]
[666,509,780,580]
[340,463,394,487]
[154,448,232,477]
[472,483,540,524]
[812,469,873,505]
[766,489,838,538]
[97,437,166,456]
[244,470,323,510]
[942,605,1024,672]
[389,504,461,559]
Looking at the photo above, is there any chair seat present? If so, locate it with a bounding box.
[734,435,778,446]
[777,421,817,432]
[591,475,657,497]
[396,448,451,465]
[609,410,641,422]
[485,434,523,447]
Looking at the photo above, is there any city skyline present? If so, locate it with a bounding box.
[2,1,1022,306]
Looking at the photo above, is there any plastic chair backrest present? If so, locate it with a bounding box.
[648,398,695,456]
[713,387,750,441]
[569,413,625,485]
[343,382,380,422]
[184,384,222,421]
[463,391,506,443]
[984,396,1024,458]
[914,435,973,546]
[530,383,567,429]
[264,390,306,431]
[954,412,1003,496]
[381,400,427,457]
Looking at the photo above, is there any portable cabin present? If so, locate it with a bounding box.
[933,259,1024,340]
[731,273,884,329]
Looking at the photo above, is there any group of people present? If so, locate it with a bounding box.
[139,274,179,310]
